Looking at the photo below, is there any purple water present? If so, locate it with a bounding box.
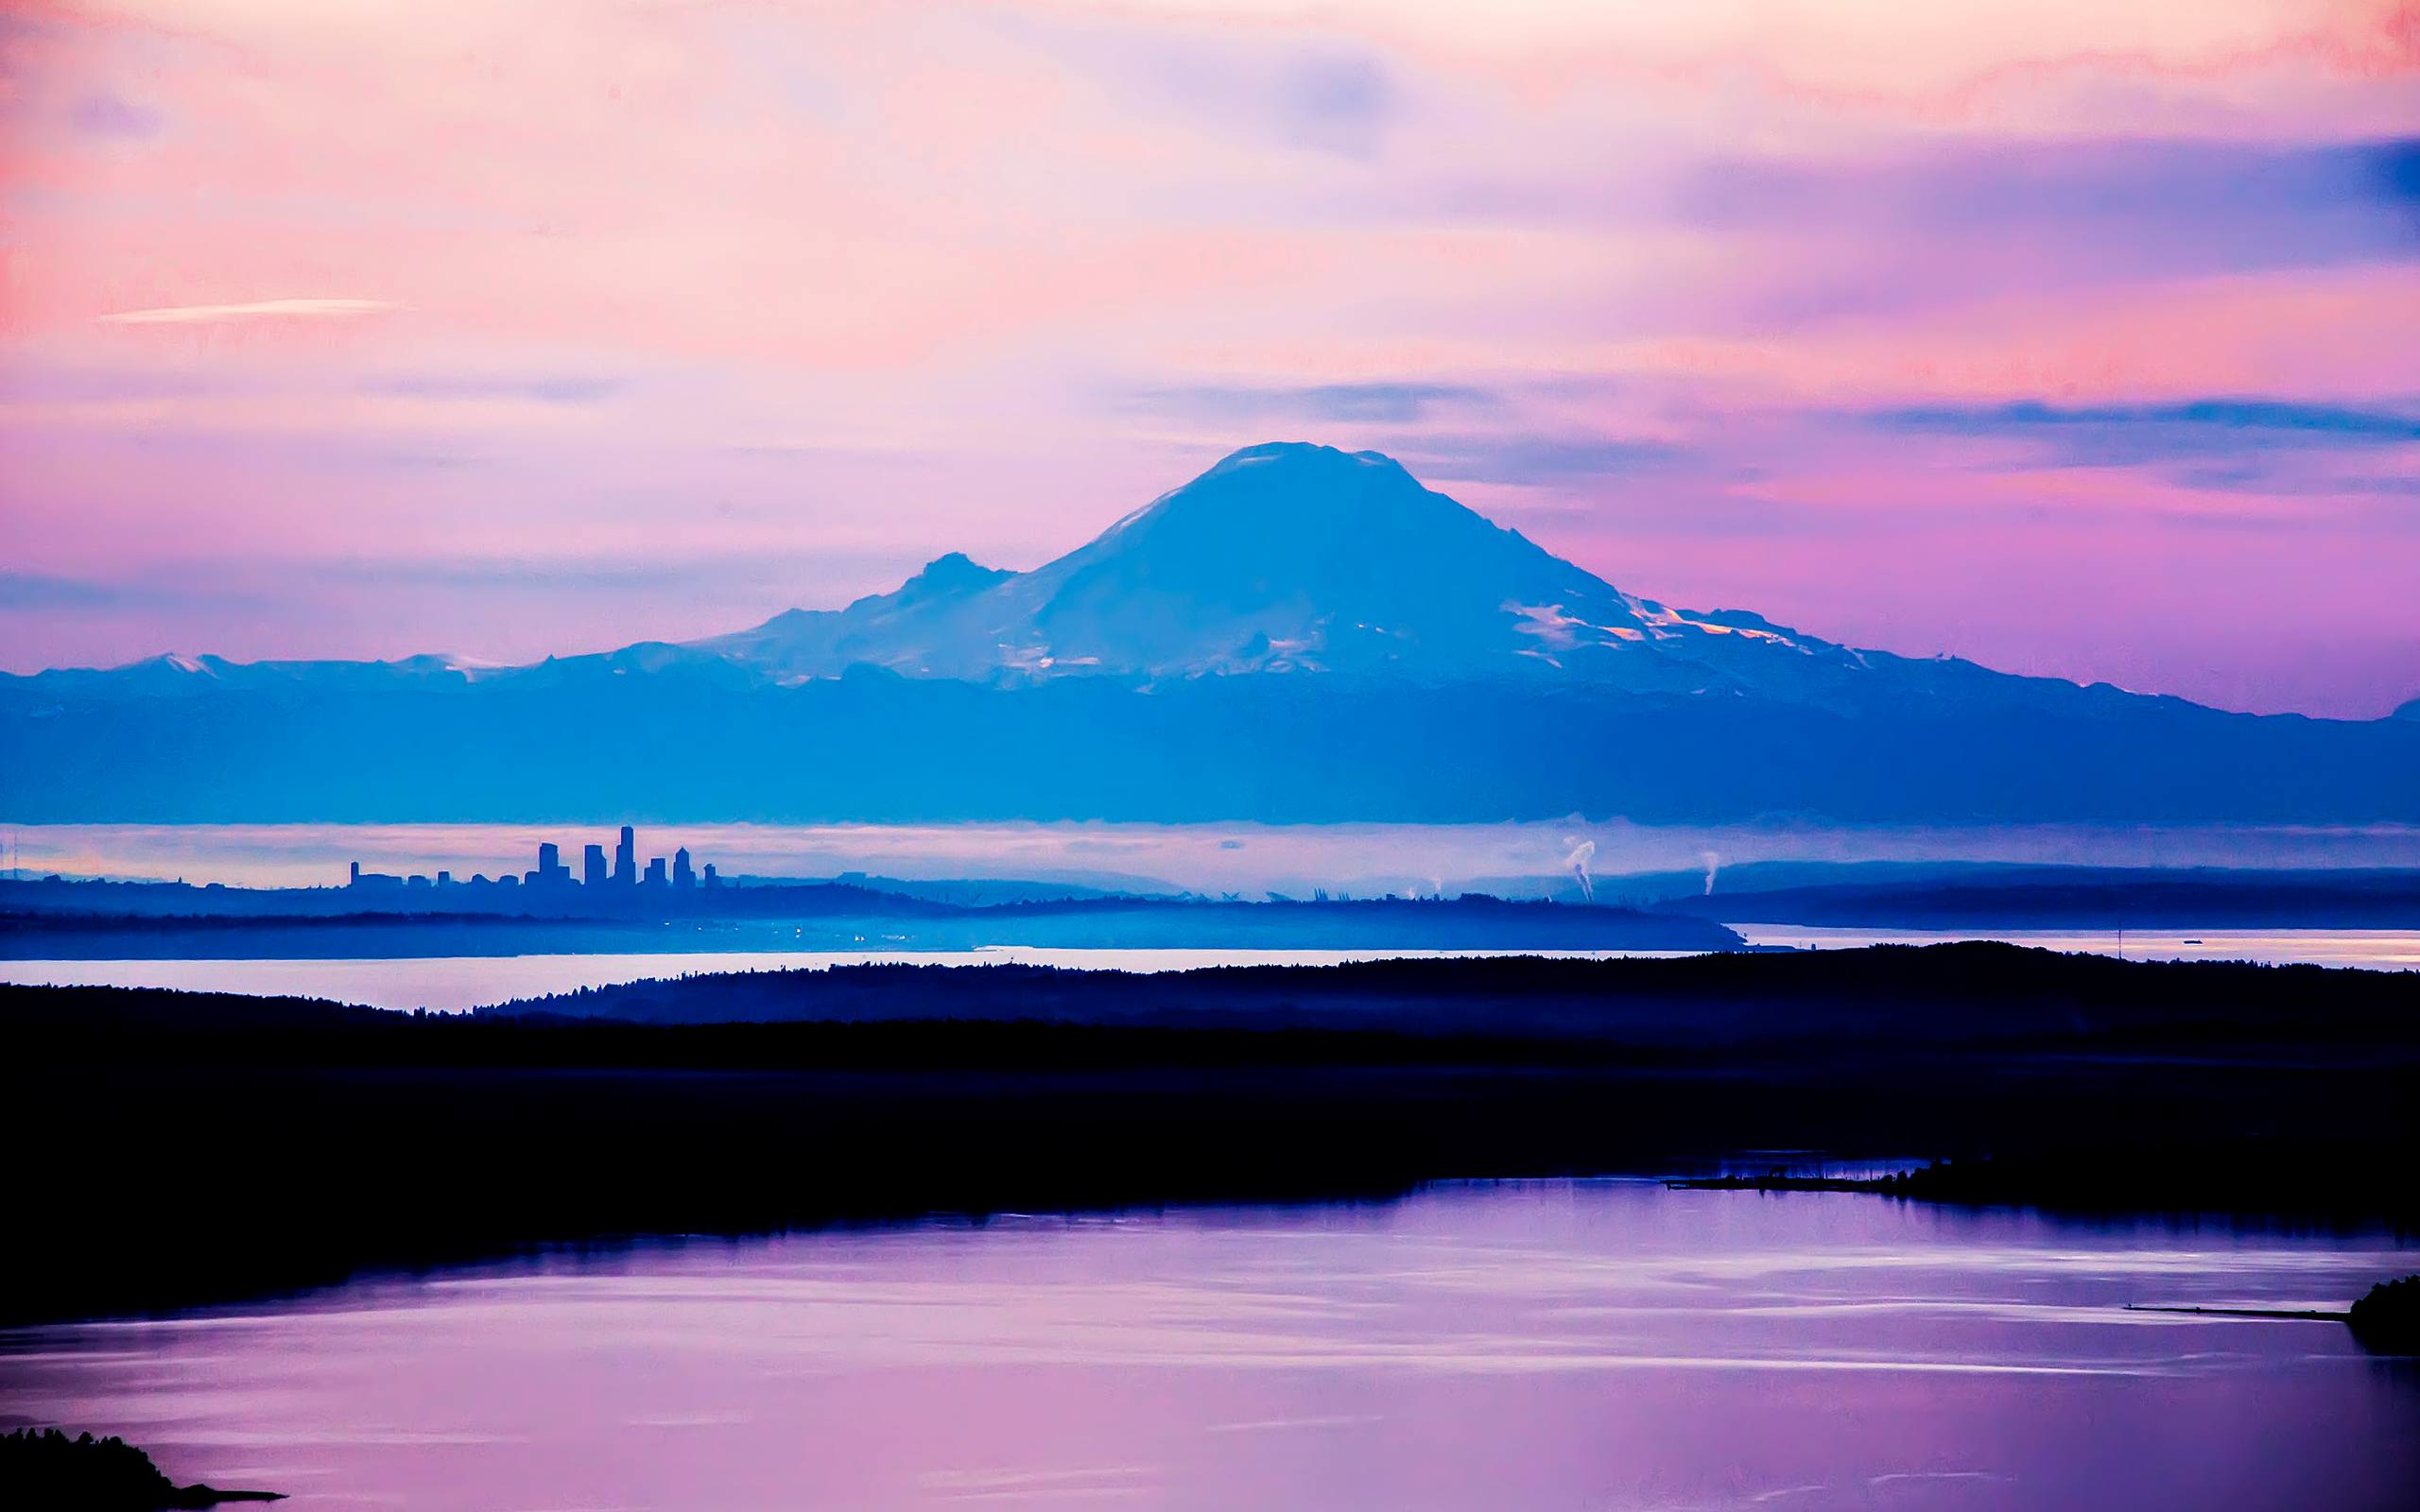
[4,1181,2412,1510]
[5,928,2411,1015]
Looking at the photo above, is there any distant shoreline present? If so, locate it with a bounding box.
[0,884,1745,959]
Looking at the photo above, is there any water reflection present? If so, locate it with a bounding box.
[0,947,1685,1012]
[4,1181,2412,1509]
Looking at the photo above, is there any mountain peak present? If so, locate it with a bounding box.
[1204,439,1407,473]
[897,551,1011,601]
[1167,442,1421,509]
[685,441,1864,690]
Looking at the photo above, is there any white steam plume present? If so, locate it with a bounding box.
[1564,839,1597,903]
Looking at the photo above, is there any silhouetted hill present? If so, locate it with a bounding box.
[6,943,2413,1325]
[11,940,2397,1054]
[472,942,2416,1047]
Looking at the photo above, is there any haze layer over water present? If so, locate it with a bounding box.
[15,819,2420,894]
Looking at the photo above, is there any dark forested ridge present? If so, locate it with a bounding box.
[473,943,2420,1046]
[5,944,2413,1326]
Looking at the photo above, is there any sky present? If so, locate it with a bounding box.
[1,0,2414,717]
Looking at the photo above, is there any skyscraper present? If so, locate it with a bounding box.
[614,825,636,886]
[672,847,695,889]
[582,844,608,888]
[644,856,666,887]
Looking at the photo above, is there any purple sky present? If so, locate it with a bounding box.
[2,1,2415,715]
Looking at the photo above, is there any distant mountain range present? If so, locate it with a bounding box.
[5,442,2414,824]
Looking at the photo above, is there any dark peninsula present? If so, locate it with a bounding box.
[0,1429,280,1508]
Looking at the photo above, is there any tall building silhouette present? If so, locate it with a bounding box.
[530,840,571,888]
[340,825,730,899]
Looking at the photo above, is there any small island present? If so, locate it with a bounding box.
[0,1428,282,1509]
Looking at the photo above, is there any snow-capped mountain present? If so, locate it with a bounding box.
[694,442,1860,695]
[676,441,2188,718]
[0,443,2331,716]
[7,441,2413,827]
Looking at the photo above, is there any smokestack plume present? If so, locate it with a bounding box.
[1701,850,1721,896]
[1564,839,1597,903]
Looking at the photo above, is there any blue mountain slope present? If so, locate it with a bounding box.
[694,443,1882,694]
[4,442,2413,824]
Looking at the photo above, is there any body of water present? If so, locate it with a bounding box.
[2,927,2411,1011]
[3,1181,2411,1510]
[0,947,1685,1012]
[1731,925,2420,970]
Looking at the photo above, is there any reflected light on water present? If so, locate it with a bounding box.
[3,1182,2413,1511]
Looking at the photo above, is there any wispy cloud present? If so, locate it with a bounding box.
[1393,432,1689,485]
[1870,397,2420,467]
[361,374,621,405]
[96,298,393,326]
[1669,137,2420,322]
[69,90,162,140]
[999,15,1405,159]
[0,572,123,610]
[1137,380,1495,424]
[0,571,255,612]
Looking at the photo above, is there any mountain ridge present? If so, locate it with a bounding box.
[14,442,2378,725]
[5,441,2415,827]
[693,441,1891,696]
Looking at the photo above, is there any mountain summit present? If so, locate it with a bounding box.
[695,442,1864,695]
[9,440,2415,828]
[0,441,2308,720]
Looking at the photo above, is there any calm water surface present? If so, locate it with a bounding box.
[2,929,2411,1011]
[3,1182,2412,1510]
[1730,925,2420,970]
[0,947,1685,1012]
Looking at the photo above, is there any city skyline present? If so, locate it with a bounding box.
[348,825,717,895]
